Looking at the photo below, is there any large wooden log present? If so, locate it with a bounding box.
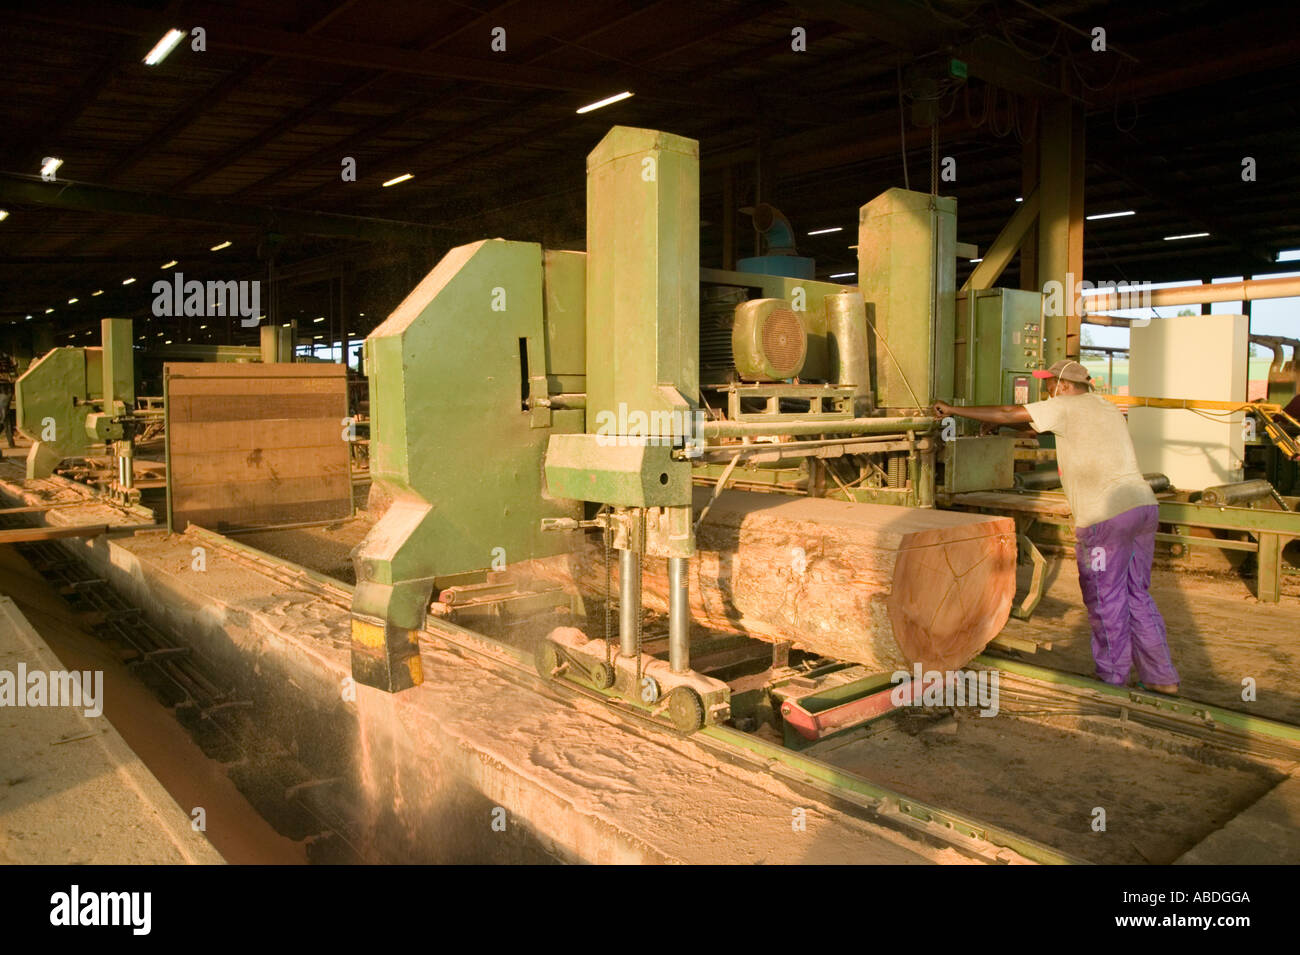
[535,488,1017,673]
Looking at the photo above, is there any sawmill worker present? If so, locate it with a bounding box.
[933,359,1180,695]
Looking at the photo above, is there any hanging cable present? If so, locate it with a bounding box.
[897,59,911,190]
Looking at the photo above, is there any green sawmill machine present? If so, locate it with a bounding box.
[14,319,294,500]
[350,125,1028,732]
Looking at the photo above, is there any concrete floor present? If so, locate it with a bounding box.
[0,595,225,864]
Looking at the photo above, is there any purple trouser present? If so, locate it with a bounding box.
[1074,504,1179,686]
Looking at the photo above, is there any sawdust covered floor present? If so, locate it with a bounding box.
[1000,554,1300,723]
[230,510,374,585]
[0,544,307,864]
[803,703,1285,864]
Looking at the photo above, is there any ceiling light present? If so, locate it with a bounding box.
[67,297,78,304]
[161,260,178,269]
[1086,210,1135,220]
[969,257,983,263]
[382,173,413,187]
[1163,232,1210,241]
[40,157,63,178]
[829,272,856,279]
[143,29,187,66]
[210,241,231,251]
[313,316,325,323]
[1015,197,1023,203]
[807,227,842,236]
[45,308,54,314]
[0,210,9,221]
[91,290,103,296]
[122,277,136,285]
[576,91,633,114]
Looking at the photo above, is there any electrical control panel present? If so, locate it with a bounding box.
[957,288,1046,407]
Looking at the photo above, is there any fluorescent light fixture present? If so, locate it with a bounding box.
[143,29,187,66]
[41,157,63,178]
[161,260,178,269]
[67,297,78,304]
[0,209,8,221]
[45,308,54,314]
[210,241,231,251]
[313,334,324,340]
[313,316,325,323]
[1015,197,1023,203]
[157,332,165,337]
[25,315,31,321]
[282,322,291,327]
[576,91,633,114]
[969,257,983,263]
[1162,232,1210,241]
[199,324,207,329]
[164,339,172,344]
[122,277,136,285]
[1086,210,1135,220]
[382,173,413,187]
[829,272,856,279]
[91,289,103,296]
[807,227,842,236]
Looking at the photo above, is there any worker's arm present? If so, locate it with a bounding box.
[933,401,1033,428]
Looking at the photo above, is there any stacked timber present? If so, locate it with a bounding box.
[537,488,1018,673]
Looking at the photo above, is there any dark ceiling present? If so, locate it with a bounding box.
[2,0,1299,343]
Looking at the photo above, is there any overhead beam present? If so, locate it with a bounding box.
[14,2,736,108]
[1088,146,1276,269]
[0,174,439,244]
[794,0,1068,99]
[961,188,1040,292]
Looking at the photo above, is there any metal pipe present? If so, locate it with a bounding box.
[699,415,933,439]
[825,291,873,415]
[667,555,690,674]
[618,548,641,658]
[1083,275,1300,317]
[118,441,134,490]
[1200,479,1275,506]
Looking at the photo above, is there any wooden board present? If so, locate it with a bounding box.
[539,488,1017,673]
[164,363,352,532]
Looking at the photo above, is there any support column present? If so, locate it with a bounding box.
[1037,98,1085,364]
[667,556,690,674]
[618,546,642,658]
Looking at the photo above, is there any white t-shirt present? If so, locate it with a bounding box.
[1025,392,1156,529]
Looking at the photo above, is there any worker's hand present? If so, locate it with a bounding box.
[932,401,955,419]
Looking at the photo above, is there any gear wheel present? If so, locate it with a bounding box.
[587,661,615,690]
[665,686,705,733]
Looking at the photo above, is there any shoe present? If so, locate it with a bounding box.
[1138,682,1179,696]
